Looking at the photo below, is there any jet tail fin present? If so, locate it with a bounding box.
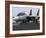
[29,10,32,15]
[37,9,39,16]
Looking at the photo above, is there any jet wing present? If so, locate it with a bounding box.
[29,15,40,17]
[28,15,40,19]
[26,15,40,21]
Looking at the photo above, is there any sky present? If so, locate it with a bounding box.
[12,7,39,17]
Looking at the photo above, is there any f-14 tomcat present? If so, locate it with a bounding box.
[13,9,40,23]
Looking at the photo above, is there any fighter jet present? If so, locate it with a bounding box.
[13,9,40,23]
